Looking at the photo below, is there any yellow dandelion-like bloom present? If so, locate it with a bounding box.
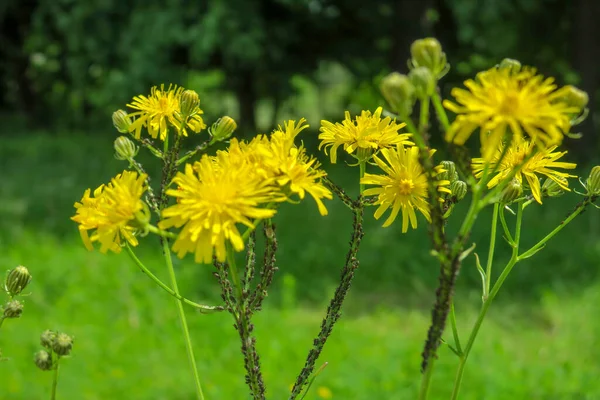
[127,84,206,140]
[316,386,333,399]
[361,145,451,232]
[319,107,413,163]
[71,171,148,253]
[472,138,576,204]
[159,153,278,263]
[266,119,333,215]
[444,66,579,160]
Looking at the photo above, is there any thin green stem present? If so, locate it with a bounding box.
[485,204,500,295]
[519,200,588,260]
[0,317,4,329]
[419,98,430,134]
[162,240,205,400]
[125,245,221,313]
[359,161,366,194]
[50,360,60,400]
[404,117,420,138]
[226,245,244,300]
[449,302,462,355]
[431,92,450,131]
[146,225,178,239]
[450,202,523,400]
[418,358,436,400]
[499,206,514,245]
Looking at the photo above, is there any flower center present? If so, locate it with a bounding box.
[498,93,520,116]
[398,178,414,195]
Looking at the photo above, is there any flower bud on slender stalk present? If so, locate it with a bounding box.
[380,72,415,117]
[114,136,139,160]
[34,350,53,371]
[180,90,200,117]
[5,265,32,296]
[210,116,237,142]
[112,110,131,133]
[410,38,448,78]
[586,166,600,196]
[3,300,23,319]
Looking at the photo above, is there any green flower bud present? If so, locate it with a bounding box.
[451,180,468,202]
[40,330,57,349]
[34,350,53,371]
[52,332,73,356]
[114,136,139,160]
[112,110,131,134]
[5,265,32,296]
[210,116,237,142]
[180,90,200,117]
[3,300,23,319]
[380,72,415,117]
[586,166,600,196]
[542,178,566,198]
[438,161,458,183]
[409,67,436,99]
[410,38,448,78]
[500,179,523,204]
[498,58,522,73]
[559,85,589,112]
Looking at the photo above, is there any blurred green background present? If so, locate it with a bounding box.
[1,0,600,399]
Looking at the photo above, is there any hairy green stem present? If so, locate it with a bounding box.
[449,302,462,355]
[431,92,450,131]
[50,360,60,400]
[162,240,205,400]
[485,203,500,296]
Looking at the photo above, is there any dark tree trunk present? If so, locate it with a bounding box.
[571,0,600,158]
[236,69,258,137]
[389,0,435,72]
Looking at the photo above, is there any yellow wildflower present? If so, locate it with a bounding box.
[127,84,206,140]
[361,145,450,232]
[444,66,579,160]
[316,386,333,399]
[319,107,413,163]
[72,171,148,253]
[472,139,577,204]
[159,154,278,263]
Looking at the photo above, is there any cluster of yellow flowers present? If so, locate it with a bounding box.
[71,58,588,262]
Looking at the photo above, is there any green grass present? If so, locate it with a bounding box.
[1,132,600,399]
[2,235,600,399]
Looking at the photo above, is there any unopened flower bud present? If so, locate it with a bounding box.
[409,67,436,99]
[380,72,415,116]
[559,85,589,113]
[210,116,237,142]
[451,180,468,202]
[34,350,53,371]
[542,178,566,198]
[498,58,522,73]
[410,38,448,78]
[40,330,57,349]
[586,166,600,196]
[439,161,458,183]
[52,333,73,356]
[114,136,138,160]
[5,265,32,296]
[112,110,131,133]
[3,300,23,319]
[180,90,200,117]
[500,179,523,203]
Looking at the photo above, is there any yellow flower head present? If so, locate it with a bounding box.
[444,66,579,160]
[127,84,206,140]
[266,119,333,215]
[72,171,148,253]
[361,145,451,232]
[319,107,413,163]
[159,153,278,263]
[472,138,577,204]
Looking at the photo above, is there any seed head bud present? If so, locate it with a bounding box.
[410,38,448,78]
[451,180,468,202]
[3,300,23,319]
[210,116,237,142]
[114,136,138,161]
[409,67,436,99]
[40,330,57,349]
[112,110,131,133]
[586,166,600,196]
[500,179,523,204]
[180,90,200,117]
[438,161,458,183]
[498,58,522,73]
[5,265,32,296]
[380,72,415,117]
[542,178,566,198]
[560,85,589,113]
[34,350,53,371]
[52,332,73,356]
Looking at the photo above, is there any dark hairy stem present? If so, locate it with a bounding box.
[248,221,279,313]
[289,201,364,399]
